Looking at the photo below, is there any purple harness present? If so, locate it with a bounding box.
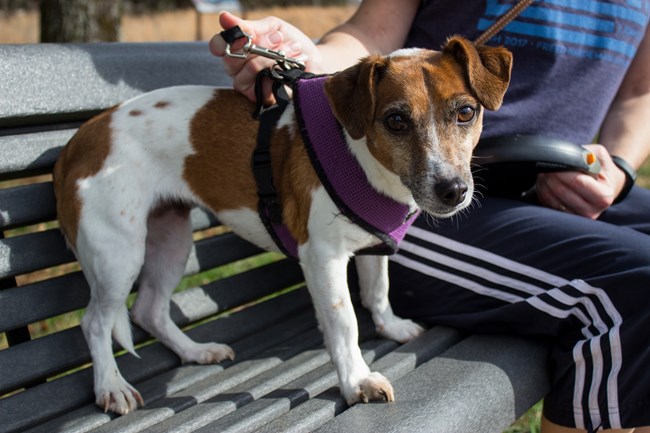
[256,74,420,259]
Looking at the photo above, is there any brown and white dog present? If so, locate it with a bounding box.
[53,36,511,415]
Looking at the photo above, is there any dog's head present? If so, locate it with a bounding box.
[324,36,512,217]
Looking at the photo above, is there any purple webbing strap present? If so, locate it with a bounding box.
[293,76,419,252]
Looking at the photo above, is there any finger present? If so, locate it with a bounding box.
[209,12,244,57]
[227,39,303,103]
[233,64,267,102]
[538,173,602,218]
[213,12,287,54]
[536,174,568,211]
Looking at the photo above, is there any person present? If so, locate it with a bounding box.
[209,1,650,432]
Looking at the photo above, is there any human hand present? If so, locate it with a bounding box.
[536,144,627,219]
[209,11,322,104]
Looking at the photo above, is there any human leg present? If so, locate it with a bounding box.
[598,186,650,234]
[388,196,650,430]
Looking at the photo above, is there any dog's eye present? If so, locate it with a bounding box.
[457,106,476,123]
[384,113,410,133]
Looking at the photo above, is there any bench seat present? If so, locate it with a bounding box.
[0,42,549,433]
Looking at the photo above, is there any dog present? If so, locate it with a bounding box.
[53,36,511,415]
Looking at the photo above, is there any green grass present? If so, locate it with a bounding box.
[504,401,543,433]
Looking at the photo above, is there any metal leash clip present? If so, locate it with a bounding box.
[221,26,306,71]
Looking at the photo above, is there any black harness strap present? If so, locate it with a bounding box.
[253,70,290,225]
[251,68,314,255]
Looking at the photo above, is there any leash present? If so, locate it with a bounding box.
[474,0,535,45]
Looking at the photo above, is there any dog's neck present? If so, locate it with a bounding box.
[344,132,418,211]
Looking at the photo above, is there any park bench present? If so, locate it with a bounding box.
[0,42,549,433]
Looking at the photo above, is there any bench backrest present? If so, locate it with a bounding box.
[0,42,305,431]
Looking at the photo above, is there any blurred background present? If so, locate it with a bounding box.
[0,0,358,43]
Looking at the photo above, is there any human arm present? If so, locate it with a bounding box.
[208,0,420,102]
[536,25,650,219]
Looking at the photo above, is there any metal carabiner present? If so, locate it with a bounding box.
[224,30,305,70]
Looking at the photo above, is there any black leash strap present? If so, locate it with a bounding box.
[220,26,247,45]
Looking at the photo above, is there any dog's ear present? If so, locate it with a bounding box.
[324,55,387,140]
[442,36,512,111]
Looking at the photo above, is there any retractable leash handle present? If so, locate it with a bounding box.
[475,135,602,177]
[220,25,306,71]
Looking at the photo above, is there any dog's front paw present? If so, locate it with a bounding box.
[345,372,395,405]
[96,381,144,415]
[377,317,425,343]
[180,342,235,364]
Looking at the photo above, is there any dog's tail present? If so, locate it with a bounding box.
[112,305,139,358]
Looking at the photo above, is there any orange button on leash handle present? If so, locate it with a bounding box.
[582,148,601,177]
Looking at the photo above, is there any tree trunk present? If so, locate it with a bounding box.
[40,0,123,42]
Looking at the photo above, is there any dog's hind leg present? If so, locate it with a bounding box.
[131,205,234,365]
[77,218,147,415]
[355,255,425,343]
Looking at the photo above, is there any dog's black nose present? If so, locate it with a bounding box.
[435,178,468,206]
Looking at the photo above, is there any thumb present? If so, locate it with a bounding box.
[218,10,245,31]
[210,12,284,57]
[209,11,248,57]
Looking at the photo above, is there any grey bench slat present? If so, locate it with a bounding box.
[247,326,466,433]
[0,43,230,129]
[41,325,326,433]
[0,272,87,332]
[0,228,74,278]
[0,182,56,230]
[0,227,260,280]
[315,334,550,433]
[139,313,372,433]
[210,330,446,433]
[1,287,314,433]
[0,254,300,333]
[192,337,396,433]
[0,179,218,232]
[0,259,303,394]
[169,232,263,278]
[0,129,72,180]
[130,326,334,433]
